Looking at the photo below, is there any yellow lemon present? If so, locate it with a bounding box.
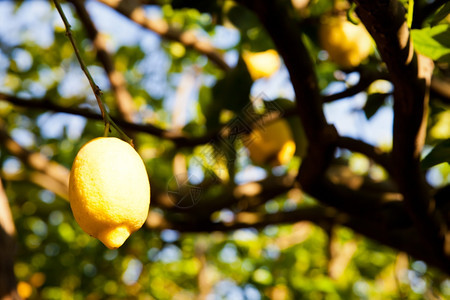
[319,15,373,67]
[69,137,150,249]
[243,49,281,80]
[246,119,296,166]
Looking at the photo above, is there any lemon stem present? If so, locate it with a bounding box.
[52,0,133,145]
[346,3,359,25]
[103,122,110,137]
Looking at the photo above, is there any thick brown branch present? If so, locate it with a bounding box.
[241,0,326,138]
[239,0,337,196]
[355,0,449,269]
[0,179,20,299]
[147,206,338,232]
[155,173,297,216]
[431,76,450,104]
[148,202,445,271]
[95,0,230,71]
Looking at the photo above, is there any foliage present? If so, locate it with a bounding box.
[0,0,450,299]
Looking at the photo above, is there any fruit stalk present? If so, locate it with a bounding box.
[52,0,133,145]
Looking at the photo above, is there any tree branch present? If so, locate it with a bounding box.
[239,0,337,197]
[150,206,336,232]
[147,202,445,271]
[95,0,230,71]
[322,70,389,103]
[0,92,211,145]
[355,0,449,268]
[431,75,450,104]
[0,93,296,148]
[322,70,450,104]
[335,136,391,172]
[0,179,20,299]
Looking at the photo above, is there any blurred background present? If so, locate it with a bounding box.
[0,0,449,299]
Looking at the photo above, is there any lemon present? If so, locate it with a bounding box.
[69,137,150,249]
[243,49,281,80]
[319,15,373,67]
[246,119,296,166]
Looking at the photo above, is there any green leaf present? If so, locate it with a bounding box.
[182,121,205,137]
[227,4,259,32]
[199,84,221,128]
[421,139,450,169]
[411,24,450,62]
[227,5,274,51]
[363,93,388,120]
[308,0,334,17]
[212,57,253,113]
[429,2,450,26]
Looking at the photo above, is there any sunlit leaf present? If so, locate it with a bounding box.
[411,24,450,62]
[421,139,450,169]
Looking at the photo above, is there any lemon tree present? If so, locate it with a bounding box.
[1,0,450,299]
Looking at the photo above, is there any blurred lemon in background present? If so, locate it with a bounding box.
[246,119,296,166]
[243,49,281,80]
[319,15,373,67]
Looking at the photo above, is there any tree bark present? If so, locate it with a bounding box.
[0,179,20,300]
[355,0,449,271]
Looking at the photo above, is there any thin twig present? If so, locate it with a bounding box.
[335,136,392,172]
[322,71,389,103]
[70,0,137,122]
[52,0,133,144]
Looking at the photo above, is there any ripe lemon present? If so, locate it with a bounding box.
[243,49,281,80]
[319,15,373,67]
[246,119,296,166]
[69,137,150,249]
